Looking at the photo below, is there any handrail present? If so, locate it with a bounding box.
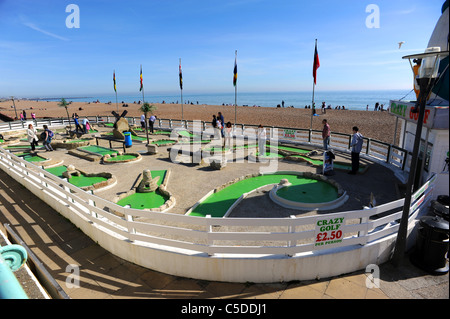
[0,244,29,299]
[3,223,70,299]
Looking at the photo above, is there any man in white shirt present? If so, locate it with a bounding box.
[148,115,156,134]
[349,126,364,175]
[140,114,146,129]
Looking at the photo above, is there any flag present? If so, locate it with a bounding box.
[179,60,183,90]
[313,40,320,85]
[233,55,238,87]
[113,71,116,92]
[140,65,143,91]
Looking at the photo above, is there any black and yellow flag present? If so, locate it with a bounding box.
[113,71,116,92]
[179,59,183,90]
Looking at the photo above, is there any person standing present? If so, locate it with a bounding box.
[349,126,364,175]
[140,114,146,129]
[212,115,220,139]
[148,115,156,134]
[82,117,89,133]
[73,114,83,133]
[223,122,233,150]
[218,112,225,137]
[27,123,39,152]
[322,119,331,150]
[257,124,267,156]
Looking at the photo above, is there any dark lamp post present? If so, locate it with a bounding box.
[391,47,449,266]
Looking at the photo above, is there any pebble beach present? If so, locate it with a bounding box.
[0,99,398,144]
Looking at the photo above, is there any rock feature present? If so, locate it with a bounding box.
[137,169,160,193]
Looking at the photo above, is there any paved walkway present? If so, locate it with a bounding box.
[0,168,448,300]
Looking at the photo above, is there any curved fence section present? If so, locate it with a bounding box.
[0,118,431,282]
[0,144,434,282]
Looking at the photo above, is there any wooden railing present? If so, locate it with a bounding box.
[0,116,408,171]
[0,143,435,257]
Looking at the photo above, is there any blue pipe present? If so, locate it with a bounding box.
[0,245,29,299]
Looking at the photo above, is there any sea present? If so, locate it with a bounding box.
[31,90,416,111]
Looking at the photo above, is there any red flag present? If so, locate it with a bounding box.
[140,65,143,91]
[313,40,320,85]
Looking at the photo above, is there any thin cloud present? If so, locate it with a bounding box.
[23,22,69,41]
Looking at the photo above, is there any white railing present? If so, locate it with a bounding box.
[0,146,435,257]
[0,117,408,171]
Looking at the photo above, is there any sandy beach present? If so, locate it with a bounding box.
[0,99,398,144]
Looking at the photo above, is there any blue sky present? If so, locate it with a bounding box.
[0,0,445,98]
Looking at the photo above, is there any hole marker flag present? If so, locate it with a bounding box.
[313,40,320,85]
[140,65,143,91]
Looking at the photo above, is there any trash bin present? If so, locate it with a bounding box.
[430,200,449,221]
[124,131,132,148]
[437,195,449,206]
[410,215,449,275]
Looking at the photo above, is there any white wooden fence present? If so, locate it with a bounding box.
[0,143,434,258]
[0,116,408,171]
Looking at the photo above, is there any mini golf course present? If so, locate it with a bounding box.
[102,152,142,164]
[151,139,178,146]
[188,172,343,217]
[18,153,48,163]
[44,165,110,189]
[116,170,171,210]
[78,145,118,156]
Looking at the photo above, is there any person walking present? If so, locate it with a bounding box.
[27,123,39,152]
[42,124,54,151]
[322,119,331,150]
[349,126,364,175]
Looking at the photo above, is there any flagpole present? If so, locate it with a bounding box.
[180,58,184,124]
[115,91,118,112]
[234,50,237,125]
[310,39,318,131]
[310,80,315,130]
